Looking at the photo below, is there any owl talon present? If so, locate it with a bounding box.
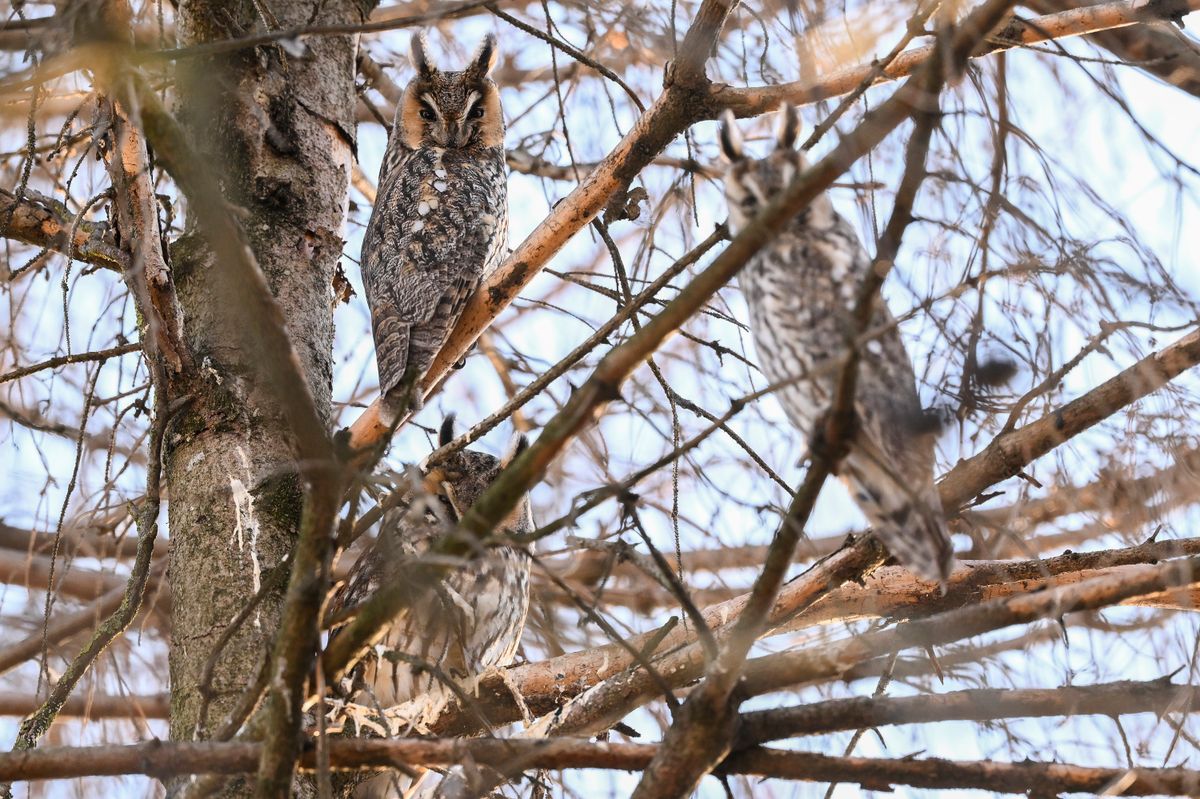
[452,341,478,369]
[809,408,857,470]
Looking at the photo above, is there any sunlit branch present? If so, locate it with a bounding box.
[714,0,1200,115]
[0,188,126,272]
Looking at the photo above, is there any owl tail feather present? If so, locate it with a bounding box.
[842,464,956,583]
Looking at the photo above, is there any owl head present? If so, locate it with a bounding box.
[420,415,533,535]
[396,33,504,151]
[718,104,805,233]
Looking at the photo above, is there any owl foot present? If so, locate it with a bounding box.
[380,389,423,428]
[808,407,857,472]
[451,341,478,369]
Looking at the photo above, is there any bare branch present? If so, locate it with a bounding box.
[714,0,1200,116]
[0,692,166,721]
[939,326,1200,509]
[1,738,1200,796]
[738,679,1200,743]
[99,88,189,373]
[0,187,126,272]
[0,343,140,385]
[740,555,1200,699]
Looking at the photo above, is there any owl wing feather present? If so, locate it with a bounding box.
[844,383,954,582]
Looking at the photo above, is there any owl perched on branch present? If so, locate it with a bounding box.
[327,415,533,732]
[719,106,955,582]
[360,34,508,417]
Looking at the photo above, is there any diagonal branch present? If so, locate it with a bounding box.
[714,0,1200,115]
[0,343,140,385]
[1029,0,1200,99]
[938,325,1200,509]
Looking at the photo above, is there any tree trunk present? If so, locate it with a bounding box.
[163,0,370,792]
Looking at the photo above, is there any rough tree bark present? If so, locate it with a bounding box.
[162,1,370,793]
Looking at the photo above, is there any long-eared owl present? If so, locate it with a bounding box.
[327,415,533,734]
[360,33,508,416]
[719,105,954,582]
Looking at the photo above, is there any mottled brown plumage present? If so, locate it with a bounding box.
[325,416,532,797]
[720,106,954,581]
[361,34,508,417]
[328,416,532,727]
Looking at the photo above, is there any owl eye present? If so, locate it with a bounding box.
[467,104,484,119]
[419,107,436,121]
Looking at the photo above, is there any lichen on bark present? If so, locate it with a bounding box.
[162,1,370,794]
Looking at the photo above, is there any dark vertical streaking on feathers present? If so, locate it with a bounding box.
[719,106,955,581]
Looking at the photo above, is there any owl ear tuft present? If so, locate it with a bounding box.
[410,32,435,76]
[776,103,800,150]
[438,413,457,448]
[500,432,529,469]
[718,109,743,161]
[469,33,499,77]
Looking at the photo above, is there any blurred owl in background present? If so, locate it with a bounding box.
[719,105,954,581]
[326,416,532,796]
[360,33,508,417]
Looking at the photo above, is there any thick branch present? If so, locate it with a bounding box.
[1029,0,1200,99]
[740,555,1200,699]
[781,536,1200,631]
[100,89,190,373]
[0,188,126,271]
[737,678,1200,743]
[1,739,1200,796]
